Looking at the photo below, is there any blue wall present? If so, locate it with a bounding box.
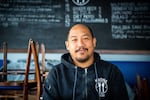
[110,61,150,87]
[1,58,150,87]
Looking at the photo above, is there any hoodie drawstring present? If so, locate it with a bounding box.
[72,66,78,100]
[94,63,99,82]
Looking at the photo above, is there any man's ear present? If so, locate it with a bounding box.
[93,37,97,48]
[65,41,69,51]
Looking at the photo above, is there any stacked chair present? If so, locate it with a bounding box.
[0,39,42,100]
[136,74,150,100]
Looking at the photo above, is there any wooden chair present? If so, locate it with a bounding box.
[0,39,42,100]
[136,74,150,100]
[41,43,49,81]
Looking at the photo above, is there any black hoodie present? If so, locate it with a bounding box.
[43,52,129,100]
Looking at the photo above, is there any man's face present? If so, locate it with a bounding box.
[65,24,96,63]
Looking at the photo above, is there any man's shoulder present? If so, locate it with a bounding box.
[51,63,70,71]
[99,59,115,66]
[98,59,120,71]
[52,63,64,69]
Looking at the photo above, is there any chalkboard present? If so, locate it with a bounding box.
[0,0,150,51]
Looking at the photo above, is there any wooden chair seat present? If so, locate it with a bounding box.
[0,81,23,87]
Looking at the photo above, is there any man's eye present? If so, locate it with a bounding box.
[72,39,77,41]
[84,37,89,40]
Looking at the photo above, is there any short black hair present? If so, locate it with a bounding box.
[86,24,94,38]
[66,24,95,40]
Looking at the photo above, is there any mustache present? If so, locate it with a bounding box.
[75,47,88,52]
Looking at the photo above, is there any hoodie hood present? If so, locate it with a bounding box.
[61,52,101,69]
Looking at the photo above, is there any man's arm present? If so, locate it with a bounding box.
[42,69,60,100]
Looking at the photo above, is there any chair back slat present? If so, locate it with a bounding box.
[3,42,7,81]
[136,74,150,100]
[30,40,42,100]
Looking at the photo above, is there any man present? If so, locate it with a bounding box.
[43,24,129,100]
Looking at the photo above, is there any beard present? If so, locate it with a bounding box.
[75,55,90,63]
[74,47,89,62]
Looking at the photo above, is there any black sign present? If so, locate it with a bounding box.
[0,0,150,50]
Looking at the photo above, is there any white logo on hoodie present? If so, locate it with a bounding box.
[95,78,108,97]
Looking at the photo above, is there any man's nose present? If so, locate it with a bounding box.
[77,39,84,46]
